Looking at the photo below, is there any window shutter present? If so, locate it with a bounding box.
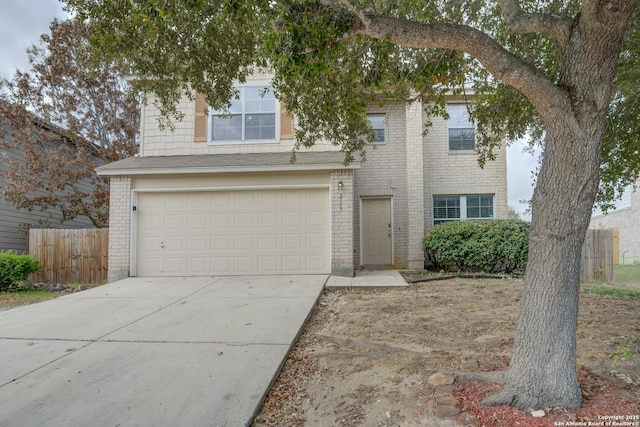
[194,92,208,142]
[280,103,294,140]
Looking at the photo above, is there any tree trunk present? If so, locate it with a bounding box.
[482,9,630,409]
[483,122,601,409]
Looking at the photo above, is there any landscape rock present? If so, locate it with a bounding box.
[436,394,461,418]
[461,359,479,371]
[456,412,479,426]
[428,372,456,386]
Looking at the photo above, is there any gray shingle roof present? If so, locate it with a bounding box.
[96,151,359,175]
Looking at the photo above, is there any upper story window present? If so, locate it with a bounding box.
[433,194,494,225]
[367,114,386,143]
[210,84,276,142]
[447,104,475,151]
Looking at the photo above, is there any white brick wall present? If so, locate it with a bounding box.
[354,103,409,268]
[331,169,354,276]
[405,101,425,269]
[107,176,132,281]
[423,107,509,228]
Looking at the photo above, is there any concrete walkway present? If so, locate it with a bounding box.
[0,275,327,427]
[326,269,408,288]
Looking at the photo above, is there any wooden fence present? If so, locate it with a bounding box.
[28,229,109,284]
[580,228,616,283]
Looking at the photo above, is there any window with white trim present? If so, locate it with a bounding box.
[367,114,385,143]
[433,195,494,225]
[210,84,276,142]
[447,104,475,151]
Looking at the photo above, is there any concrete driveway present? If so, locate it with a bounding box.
[0,275,327,427]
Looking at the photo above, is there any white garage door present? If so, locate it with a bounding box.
[135,188,330,276]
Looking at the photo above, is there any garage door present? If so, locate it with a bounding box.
[135,188,330,276]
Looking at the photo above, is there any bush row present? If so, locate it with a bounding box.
[0,250,41,292]
[423,219,529,274]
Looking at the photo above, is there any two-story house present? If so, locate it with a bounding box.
[97,72,508,281]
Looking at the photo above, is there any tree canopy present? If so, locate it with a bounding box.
[64,0,639,198]
[0,18,139,228]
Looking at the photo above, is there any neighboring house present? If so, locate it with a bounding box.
[98,71,508,280]
[590,184,640,264]
[0,120,96,252]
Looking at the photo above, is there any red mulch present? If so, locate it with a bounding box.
[453,368,640,427]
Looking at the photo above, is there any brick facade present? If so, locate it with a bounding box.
[331,169,354,276]
[107,175,132,281]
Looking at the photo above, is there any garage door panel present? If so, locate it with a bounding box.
[234,192,255,208]
[234,257,255,273]
[258,212,278,228]
[282,256,303,272]
[211,257,232,274]
[258,256,279,272]
[187,236,208,251]
[234,212,255,228]
[234,235,255,250]
[258,234,279,250]
[187,258,209,275]
[306,255,329,271]
[282,234,303,250]
[211,213,232,228]
[187,213,208,230]
[282,212,303,227]
[136,188,329,276]
[306,233,327,249]
[211,235,231,250]
[163,257,186,275]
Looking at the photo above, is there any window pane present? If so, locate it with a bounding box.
[434,196,460,222]
[245,114,275,140]
[212,115,242,140]
[446,104,473,128]
[244,86,275,113]
[367,114,385,143]
[467,195,493,219]
[449,129,475,150]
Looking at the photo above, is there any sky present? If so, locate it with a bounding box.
[0,1,541,219]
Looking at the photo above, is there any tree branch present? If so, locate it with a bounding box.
[357,13,572,126]
[497,0,573,45]
[337,0,371,27]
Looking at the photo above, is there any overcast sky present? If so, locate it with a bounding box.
[0,1,540,219]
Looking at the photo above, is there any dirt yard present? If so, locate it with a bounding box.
[253,276,640,427]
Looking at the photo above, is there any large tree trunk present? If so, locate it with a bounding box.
[483,122,601,409]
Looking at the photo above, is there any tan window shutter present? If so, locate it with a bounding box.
[194,92,208,142]
[280,103,294,140]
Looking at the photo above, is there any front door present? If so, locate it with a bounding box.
[362,198,392,265]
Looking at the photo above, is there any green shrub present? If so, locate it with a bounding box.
[423,220,529,274]
[0,251,41,292]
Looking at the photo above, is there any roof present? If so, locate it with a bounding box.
[96,151,359,176]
